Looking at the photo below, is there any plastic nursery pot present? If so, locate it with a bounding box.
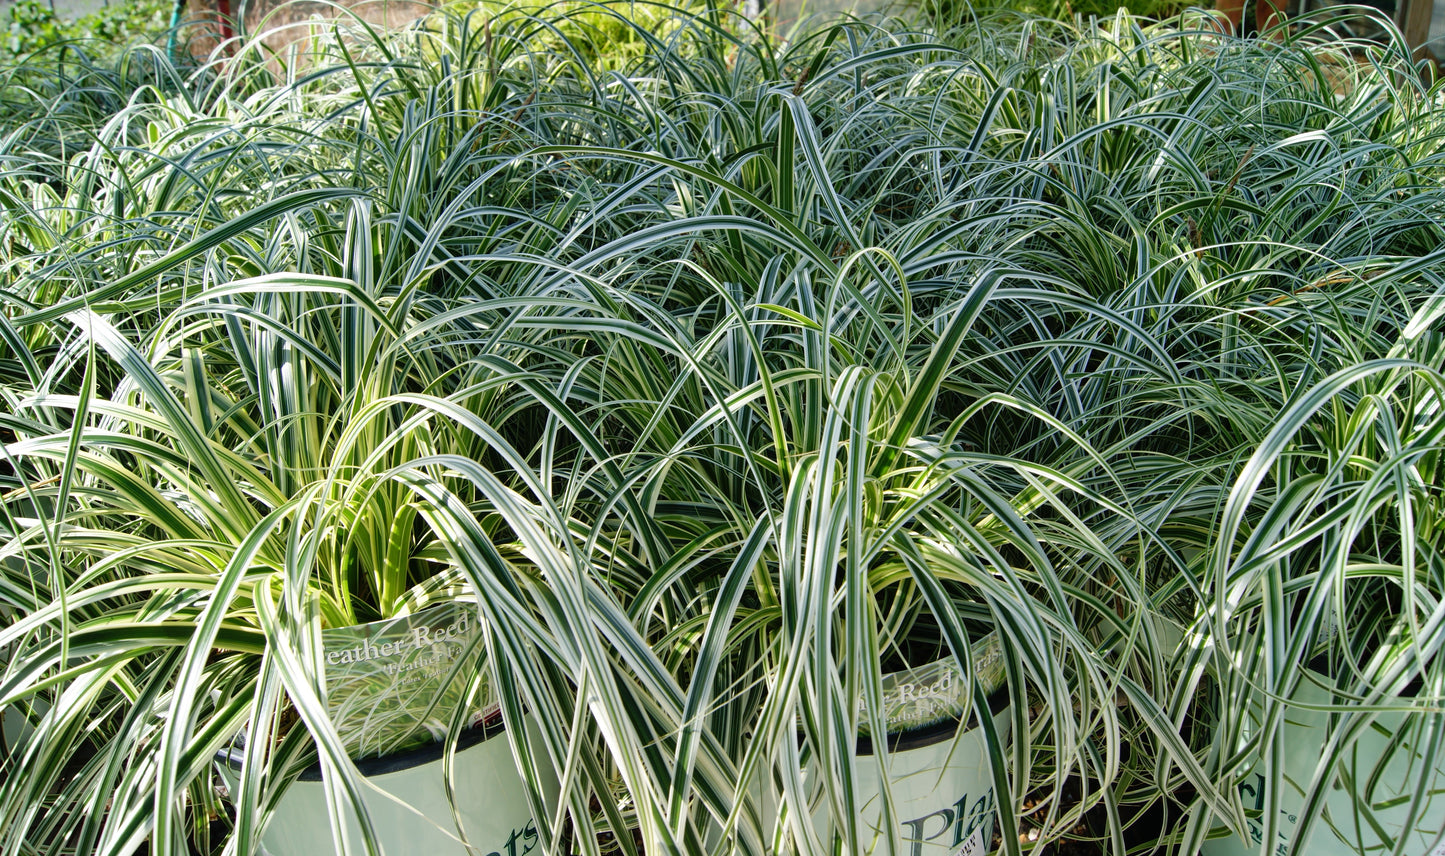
[0,615,49,751]
[218,603,556,855]
[1,690,27,751]
[1201,665,1445,856]
[0,694,44,750]
[219,718,550,856]
[812,634,1013,856]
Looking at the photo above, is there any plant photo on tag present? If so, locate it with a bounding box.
[322,602,491,758]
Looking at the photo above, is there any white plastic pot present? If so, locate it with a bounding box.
[1201,667,1445,856]
[218,603,555,855]
[1,697,30,750]
[219,719,553,856]
[842,705,1012,856]
[0,665,45,751]
[1,606,39,751]
[811,638,1013,856]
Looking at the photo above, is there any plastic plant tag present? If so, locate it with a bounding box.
[861,635,1007,738]
[322,602,492,758]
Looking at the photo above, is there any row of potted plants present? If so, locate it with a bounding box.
[2,2,1444,854]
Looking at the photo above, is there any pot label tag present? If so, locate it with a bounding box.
[321,602,492,757]
[863,635,1006,735]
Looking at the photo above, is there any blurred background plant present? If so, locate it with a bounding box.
[2,0,170,61]
[904,0,1191,27]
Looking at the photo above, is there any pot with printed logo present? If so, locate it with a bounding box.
[218,603,558,856]
[0,275,566,854]
[805,633,1013,856]
[1200,660,1445,856]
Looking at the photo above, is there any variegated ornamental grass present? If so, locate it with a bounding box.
[1,3,1444,855]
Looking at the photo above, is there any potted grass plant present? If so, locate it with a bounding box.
[553,214,1152,852]
[457,10,1222,849]
[1171,302,1445,854]
[0,11,789,855]
[0,197,567,854]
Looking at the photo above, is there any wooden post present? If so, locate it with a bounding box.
[1401,0,1434,61]
[1214,0,1246,32]
[1254,0,1286,32]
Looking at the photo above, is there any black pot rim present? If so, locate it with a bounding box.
[218,716,507,782]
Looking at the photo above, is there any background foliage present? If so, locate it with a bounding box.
[2,0,170,61]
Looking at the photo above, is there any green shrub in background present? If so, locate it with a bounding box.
[909,0,1191,28]
[3,0,170,62]
[432,0,715,71]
